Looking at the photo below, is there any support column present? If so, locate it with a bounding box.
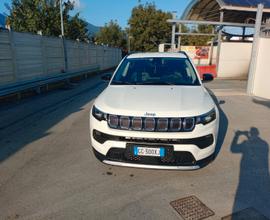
[242,27,246,41]
[178,24,182,51]
[247,3,264,95]
[171,23,176,51]
[61,37,68,72]
[216,10,224,75]
[209,39,214,65]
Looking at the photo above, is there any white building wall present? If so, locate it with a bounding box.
[218,42,252,78]
[252,38,270,99]
[211,46,217,65]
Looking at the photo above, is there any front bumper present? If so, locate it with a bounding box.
[90,112,219,170]
[93,147,215,170]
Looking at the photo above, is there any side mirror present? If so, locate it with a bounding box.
[202,73,214,83]
[101,74,112,81]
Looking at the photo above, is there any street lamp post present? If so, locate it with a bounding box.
[60,0,64,36]
[171,11,177,50]
[59,0,67,72]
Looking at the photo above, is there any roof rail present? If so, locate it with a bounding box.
[178,51,188,57]
[127,51,143,56]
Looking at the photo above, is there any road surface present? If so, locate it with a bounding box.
[0,74,270,220]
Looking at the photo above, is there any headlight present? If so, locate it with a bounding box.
[197,108,216,125]
[92,106,107,121]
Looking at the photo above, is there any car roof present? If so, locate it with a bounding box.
[127,52,188,59]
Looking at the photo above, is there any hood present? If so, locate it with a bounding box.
[95,85,215,117]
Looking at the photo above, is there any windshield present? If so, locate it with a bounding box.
[111,57,200,86]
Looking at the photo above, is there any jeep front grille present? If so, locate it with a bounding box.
[107,115,195,132]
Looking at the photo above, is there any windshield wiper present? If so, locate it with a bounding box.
[161,82,176,85]
[111,81,195,86]
[111,81,133,85]
[136,82,176,85]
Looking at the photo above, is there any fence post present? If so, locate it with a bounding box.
[41,35,48,76]
[61,37,68,72]
[8,30,18,82]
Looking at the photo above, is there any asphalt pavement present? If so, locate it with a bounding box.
[0,74,270,220]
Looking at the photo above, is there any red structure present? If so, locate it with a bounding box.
[197,65,217,78]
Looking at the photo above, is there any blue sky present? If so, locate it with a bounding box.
[0,0,191,27]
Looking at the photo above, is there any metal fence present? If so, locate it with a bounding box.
[0,30,122,92]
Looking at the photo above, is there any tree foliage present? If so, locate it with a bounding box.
[7,0,89,41]
[128,3,213,49]
[180,24,214,46]
[67,13,88,41]
[95,20,127,49]
[128,3,172,52]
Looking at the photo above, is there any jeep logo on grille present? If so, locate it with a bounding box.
[144,112,156,117]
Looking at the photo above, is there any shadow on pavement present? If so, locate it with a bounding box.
[0,79,106,162]
[230,128,270,219]
[253,98,270,109]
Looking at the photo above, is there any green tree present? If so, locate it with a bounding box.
[128,3,172,52]
[179,24,190,46]
[181,24,214,46]
[67,14,89,41]
[6,0,89,41]
[95,20,127,49]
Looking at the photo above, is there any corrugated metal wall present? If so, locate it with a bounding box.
[0,30,122,86]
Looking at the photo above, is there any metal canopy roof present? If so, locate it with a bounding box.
[223,0,270,8]
[182,0,270,23]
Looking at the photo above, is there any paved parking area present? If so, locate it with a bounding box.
[0,75,269,220]
[206,79,247,96]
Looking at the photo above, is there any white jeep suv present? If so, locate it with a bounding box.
[90,52,219,170]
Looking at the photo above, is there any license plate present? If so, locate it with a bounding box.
[133,146,165,157]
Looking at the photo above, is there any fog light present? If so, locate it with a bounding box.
[93,130,106,144]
